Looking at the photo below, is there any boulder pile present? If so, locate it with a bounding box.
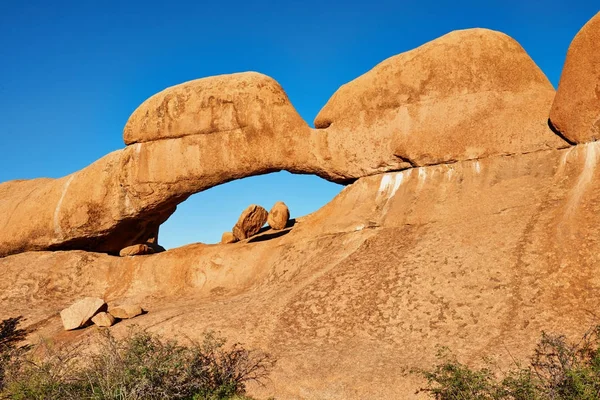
[60,298,144,330]
[222,202,291,244]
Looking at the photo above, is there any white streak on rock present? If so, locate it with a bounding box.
[390,172,404,198]
[376,174,393,203]
[557,146,574,176]
[124,193,132,214]
[566,142,599,217]
[54,175,75,238]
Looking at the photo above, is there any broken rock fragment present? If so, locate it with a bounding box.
[60,297,107,331]
[91,312,116,327]
[221,231,238,244]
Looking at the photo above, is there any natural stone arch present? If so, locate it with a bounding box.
[0,28,569,257]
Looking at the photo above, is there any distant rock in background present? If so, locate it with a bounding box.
[60,297,107,330]
[221,231,238,244]
[232,205,268,240]
[91,312,116,327]
[268,201,290,230]
[119,244,154,257]
[550,12,600,143]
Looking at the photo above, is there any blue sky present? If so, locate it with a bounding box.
[0,1,598,249]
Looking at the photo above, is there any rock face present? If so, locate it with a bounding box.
[91,312,116,327]
[550,12,600,143]
[5,14,600,399]
[232,205,268,240]
[108,304,143,319]
[267,201,290,230]
[0,28,569,258]
[315,28,567,171]
[60,297,107,331]
[4,143,600,398]
[221,231,237,244]
[119,244,154,257]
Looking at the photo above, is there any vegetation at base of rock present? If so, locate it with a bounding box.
[0,316,28,391]
[0,320,272,400]
[417,326,600,399]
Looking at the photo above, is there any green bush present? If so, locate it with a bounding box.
[417,326,600,399]
[0,316,28,391]
[1,326,273,400]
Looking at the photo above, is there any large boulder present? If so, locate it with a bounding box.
[267,201,290,230]
[232,205,268,240]
[550,12,600,143]
[315,28,568,172]
[60,297,107,331]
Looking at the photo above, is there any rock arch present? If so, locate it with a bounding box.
[0,28,569,257]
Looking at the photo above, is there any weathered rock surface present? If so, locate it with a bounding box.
[91,312,116,327]
[315,28,567,171]
[4,143,600,398]
[221,231,237,244]
[108,304,143,319]
[0,29,569,258]
[60,297,107,331]
[550,12,600,143]
[119,244,154,257]
[124,72,300,145]
[233,205,268,240]
[267,201,289,230]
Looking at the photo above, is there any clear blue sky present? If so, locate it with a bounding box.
[0,1,597,249]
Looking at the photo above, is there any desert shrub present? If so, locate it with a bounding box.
[0,316,28,391]
[1,327,272,400]
[417,326,600,399]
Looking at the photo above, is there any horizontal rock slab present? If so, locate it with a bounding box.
[119,244,154,257]
[108,304,143,319]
